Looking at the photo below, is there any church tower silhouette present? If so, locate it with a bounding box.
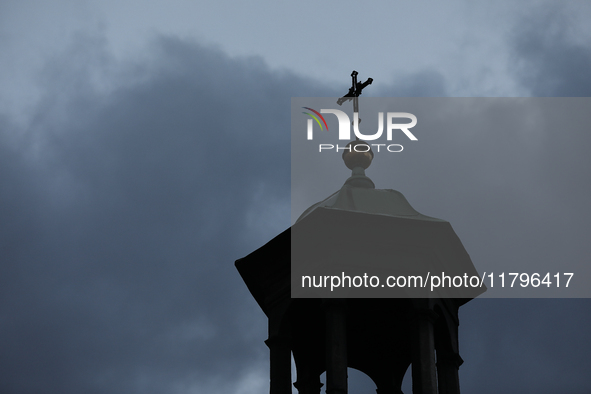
[236,76,484,394]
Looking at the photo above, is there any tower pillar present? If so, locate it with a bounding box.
[265,335,292,394]
[323,299,348,394]
[411,309,438,394]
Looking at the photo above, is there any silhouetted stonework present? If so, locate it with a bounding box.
[236,226,472,394]
[236,165,480,394]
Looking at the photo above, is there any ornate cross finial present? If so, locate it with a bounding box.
[336,71,375,167]
[336,70,373,113]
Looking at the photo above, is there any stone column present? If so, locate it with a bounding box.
[436,352,463,394]
[410,309,438,394]
[265,335,292,394]
[323,299,348,394]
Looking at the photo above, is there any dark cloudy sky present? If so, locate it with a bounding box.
[1,1,591,393]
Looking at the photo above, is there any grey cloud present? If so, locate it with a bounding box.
[511,6,591,97]
[0,35,300,394]
[376,69,448,97]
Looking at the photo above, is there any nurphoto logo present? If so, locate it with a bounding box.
[302,107,418,153]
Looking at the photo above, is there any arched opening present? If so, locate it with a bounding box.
[347,367,377,393]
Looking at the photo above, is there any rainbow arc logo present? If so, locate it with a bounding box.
[302,107,328,131]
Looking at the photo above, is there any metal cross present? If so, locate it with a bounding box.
[336,70,373,115]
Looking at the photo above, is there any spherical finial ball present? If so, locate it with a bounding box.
[342,140,374,170]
